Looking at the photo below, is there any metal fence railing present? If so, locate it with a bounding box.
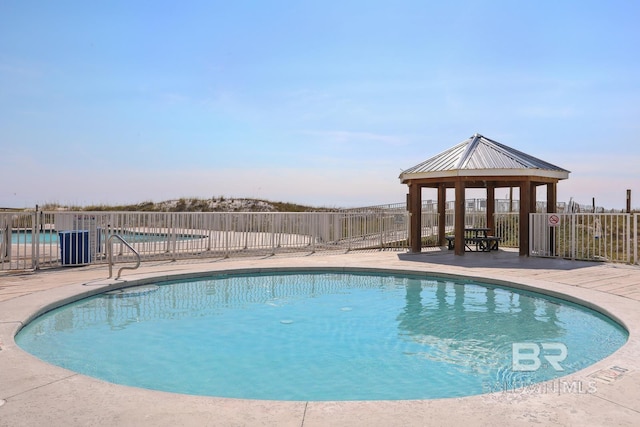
[495,213,520,248]
[530,213,638,264]
[0,211,411,271]
[2,209,638,272]
[1,211,40,271]
[631,213,640,264]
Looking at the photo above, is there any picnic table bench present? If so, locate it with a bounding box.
[445,228,501,252]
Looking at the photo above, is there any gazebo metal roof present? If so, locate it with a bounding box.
[400,133,570,182]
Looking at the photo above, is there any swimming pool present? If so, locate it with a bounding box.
[16,270,628,401]
[10,230,58,244]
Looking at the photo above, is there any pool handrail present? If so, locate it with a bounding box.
[107,234,141,279]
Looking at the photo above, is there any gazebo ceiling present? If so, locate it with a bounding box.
[399,133,570,186]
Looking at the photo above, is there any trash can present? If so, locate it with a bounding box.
[59,230,91,266]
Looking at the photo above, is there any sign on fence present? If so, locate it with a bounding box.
[548,214,560,227]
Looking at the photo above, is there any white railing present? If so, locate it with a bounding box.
[0,211,411,271]
[530,213,638,264]
[494,213,519,248]
[0,211,42,271]
[2,209,637,271]
[635,213,639,264]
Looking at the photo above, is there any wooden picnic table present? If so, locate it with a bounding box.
[445,228,500,252]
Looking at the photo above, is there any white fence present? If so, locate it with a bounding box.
[530,213,639,264]
[2,210,638,271]
[0,211,410,271]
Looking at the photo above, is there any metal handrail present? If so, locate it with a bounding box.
[107,234,141,279]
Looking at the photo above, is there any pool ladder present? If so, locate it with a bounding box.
[107,234,141,279]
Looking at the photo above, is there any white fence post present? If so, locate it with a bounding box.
[634,213,638,265]
[626,213,631,264]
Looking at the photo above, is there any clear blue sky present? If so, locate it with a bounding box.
[2,0,639,209]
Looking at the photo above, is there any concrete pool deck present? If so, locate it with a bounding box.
[1,249,639,426]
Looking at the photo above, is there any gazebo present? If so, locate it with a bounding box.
[399,133,570,256]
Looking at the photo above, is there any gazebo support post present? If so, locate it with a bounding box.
[519,180,530,256]
[519,180,537,256]
[438,184,446,246]
[409,183,422,253]
[486,184,495,236]
[454,180,466,256]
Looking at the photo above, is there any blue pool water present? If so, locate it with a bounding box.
[10,230,58,244]
[16,271,628,401]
